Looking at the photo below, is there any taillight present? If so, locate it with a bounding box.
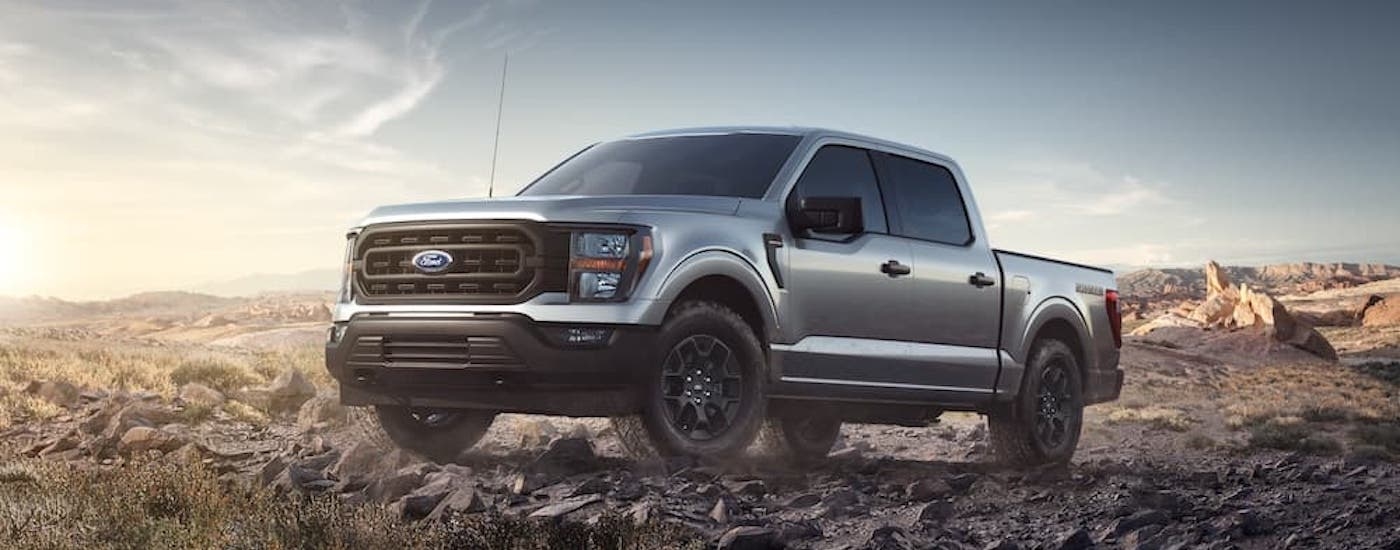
[1105,289,1122,349]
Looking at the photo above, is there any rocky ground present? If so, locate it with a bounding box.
[2,274,1400,549]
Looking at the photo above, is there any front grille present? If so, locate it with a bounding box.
[350,335,521,368]
[354,222,569,304]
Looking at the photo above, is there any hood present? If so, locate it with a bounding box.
[356,194,744,228]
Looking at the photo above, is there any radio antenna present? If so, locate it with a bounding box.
[487,53,509,198]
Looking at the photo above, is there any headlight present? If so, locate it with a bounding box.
[568,229,652,302]
[337,232,357,303]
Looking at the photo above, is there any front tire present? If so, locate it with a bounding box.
[988,339,1084,467]
[373,406,496,464]
[634,301,767,459]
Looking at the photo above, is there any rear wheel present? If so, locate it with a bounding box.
[373,406,496,464]
[633,301,767,459]
[988,339,1083,467]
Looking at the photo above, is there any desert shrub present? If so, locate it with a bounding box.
[1352,361,1400,386]
[1247,418,1341,454]
[170,358,261,394]
[1351,421,1400,452]
[177,403,216,424]
[223,401,270,427]
[1300,404,1353,423]
[1348,444,1394,462]
[1184,433,1217,450]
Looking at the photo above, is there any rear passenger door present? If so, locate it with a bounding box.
[873,151,1003,393]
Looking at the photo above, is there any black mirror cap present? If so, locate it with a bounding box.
[790,196,863,234]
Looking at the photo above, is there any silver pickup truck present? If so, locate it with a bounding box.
[325,127,1123,466]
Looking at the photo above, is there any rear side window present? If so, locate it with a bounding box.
[881,154,973,245]
[788,145,888,234]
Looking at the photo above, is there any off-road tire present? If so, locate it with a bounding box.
[636,300,767,459]
[988,339,1084,467]
[610,415,660,458]
[372,406,496,464]
[758,414,842,463]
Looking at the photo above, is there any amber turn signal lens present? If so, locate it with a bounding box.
[569,257,627,272]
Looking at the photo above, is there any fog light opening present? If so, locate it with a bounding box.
[559,326,613,346]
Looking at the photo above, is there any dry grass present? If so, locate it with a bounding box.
[0,337,328,429]
[0,458,701,550]
[1218,362,1400,456]
[1102,405,1196,432]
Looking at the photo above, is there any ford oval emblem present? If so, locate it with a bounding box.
[411,250,454,274]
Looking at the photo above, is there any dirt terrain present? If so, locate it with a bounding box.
[2,268,1400,549]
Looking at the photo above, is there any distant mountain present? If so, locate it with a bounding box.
[192,269,340,297]
[1117,262,1400,302]
[0,291,235,324]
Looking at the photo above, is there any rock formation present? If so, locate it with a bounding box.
[1131,261,1338,360]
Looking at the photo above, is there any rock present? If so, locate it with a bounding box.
[264,370,316,414]
[1235,509,1275,536]
[717,526,776,550]
[398,479,456,520]
[426,488,487,521]
[1056,527,1093,550]
[517,417,562,447]
[1359,295,1400,327]
[907,479,953,502]
[571,477,612,496]
[177,383,225,407]
[1205,261,1234,298]
[527,437,599,477]
[38,434,80,458]
[1120,525,1164,550]
[786,493,821,509]
[820,488,861,516]
[1112,509,1169,535]
[917,500,956,523]
[947,473,979,493]
[709,498,733,524]
[24,380,80,407]
[367,465,430,502]
[510,472,554,495]
[866,525,919,550]
[1187,293,1236,325]
[776,521,822,544]
[287,464,331,492]
[329,441,383,485]
[734,480,768,498]
[259,456,289,486]
[297,449,340,473]
[296,394,347,432]
[528,494,603,520]
[117,426,185,455]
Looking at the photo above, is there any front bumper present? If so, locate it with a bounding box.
[325,314,657,416]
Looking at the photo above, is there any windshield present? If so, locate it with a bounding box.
[519,133,801,199]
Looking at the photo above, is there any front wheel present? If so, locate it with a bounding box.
[634,301,767,459]
[373,406,496,464]
[987,339,1084,467]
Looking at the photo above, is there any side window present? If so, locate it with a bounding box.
[882,154,973,245]
[788,145,888,235]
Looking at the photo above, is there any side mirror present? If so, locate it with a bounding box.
[789,196,864,234]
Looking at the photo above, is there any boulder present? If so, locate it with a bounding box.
[296,394,348,432]
[24,380,80,407]
[528,494,603,520]
[1361,295,1400,327]
[177,383,225,407]
[117,426,186,455]
[717,526,777,550]
[1204,260,1235,298]
[527,437,600,478]
[264,370,316,414]
[425,488,487,521]
[516,417,563,447]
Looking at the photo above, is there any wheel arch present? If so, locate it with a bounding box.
[1019,297,1093,380]
[646,249,778,344]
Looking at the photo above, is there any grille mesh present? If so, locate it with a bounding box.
[354,222,567,304]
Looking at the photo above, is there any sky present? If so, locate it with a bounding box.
[1,0,1397,299]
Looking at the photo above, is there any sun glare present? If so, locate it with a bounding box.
[0,220,26,291]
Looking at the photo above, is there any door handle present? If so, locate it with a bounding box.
[880,260,912,277]
[969,272,996,288]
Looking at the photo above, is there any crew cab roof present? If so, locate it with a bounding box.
[622,126,956,165]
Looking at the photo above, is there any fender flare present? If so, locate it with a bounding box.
[642,249,779,336]
[1016,297,1093,371]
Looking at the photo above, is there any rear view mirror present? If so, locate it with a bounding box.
[790,196,863,234]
